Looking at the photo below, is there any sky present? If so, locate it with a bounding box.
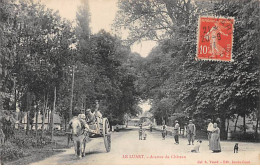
[139,100,151,113]
[40,0,156,57]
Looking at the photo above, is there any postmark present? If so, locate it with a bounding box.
[196,16,235,61]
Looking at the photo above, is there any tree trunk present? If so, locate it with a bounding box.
[220,115,227,140]
[64,117,67,132]
[42,92,48,136]
[26,93,31,135]
[69,66,75,120]
[243,114,246,135]
[35,105,38,147]
[255,116,259,140]
[0,80,3,115]
[226,118,230,133]
[42,94,46,136]
[48,104,50,131]
[51,87,56,142]
[14,78,16,112]
[35,107,38,138]
[234,115,239,133]
[26,111,30,135]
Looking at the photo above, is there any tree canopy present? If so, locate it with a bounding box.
[0,0,141,131]
[115,0,260,138]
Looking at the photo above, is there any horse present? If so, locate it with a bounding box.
[68,117,88,159]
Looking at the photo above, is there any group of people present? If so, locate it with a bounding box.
[172,120,195,145]
[161,119,221,153]
[77,100,103,132]
[161,120,181,144]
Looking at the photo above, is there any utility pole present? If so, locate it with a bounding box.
[69,65,75,120]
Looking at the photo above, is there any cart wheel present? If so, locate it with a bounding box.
[103,118,111,152]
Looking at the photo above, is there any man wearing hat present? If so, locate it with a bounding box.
[207,119,214,146]
[173,120,180,144]
[186,120,196,145]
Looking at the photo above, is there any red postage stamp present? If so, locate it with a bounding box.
[196,16,235,61]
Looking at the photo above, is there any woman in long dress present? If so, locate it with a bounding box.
[210,123,221,153]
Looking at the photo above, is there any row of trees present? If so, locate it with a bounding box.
[115,0,259,139]
[0,0,140,139]
[1,0,77,137]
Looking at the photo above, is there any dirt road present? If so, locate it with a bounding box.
[31,127,260,165]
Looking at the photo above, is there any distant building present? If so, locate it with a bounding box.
[21,111,61,130]
[128,118,140,126]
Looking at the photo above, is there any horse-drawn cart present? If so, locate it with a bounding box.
[67,117,111,158]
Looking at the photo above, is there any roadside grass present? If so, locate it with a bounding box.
[1,130,74,165]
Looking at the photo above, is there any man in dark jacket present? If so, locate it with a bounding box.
[187,120,196,145]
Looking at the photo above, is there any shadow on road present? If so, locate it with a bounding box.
[115,128,134,132]
[85,150,104,155]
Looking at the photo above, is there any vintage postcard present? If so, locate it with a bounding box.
[0,0,259,165]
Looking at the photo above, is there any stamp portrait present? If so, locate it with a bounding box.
[196,16,235,61]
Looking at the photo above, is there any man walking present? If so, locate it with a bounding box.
[207,119,214,146]
[173,120,179,144]
[187,120,196,145]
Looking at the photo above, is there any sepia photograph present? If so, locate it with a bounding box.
[0,0,259,165]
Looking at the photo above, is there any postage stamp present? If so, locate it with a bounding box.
[196,16,235,61]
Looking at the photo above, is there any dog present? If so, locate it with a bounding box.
[234,143,239,153]
[191,140,202,153]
